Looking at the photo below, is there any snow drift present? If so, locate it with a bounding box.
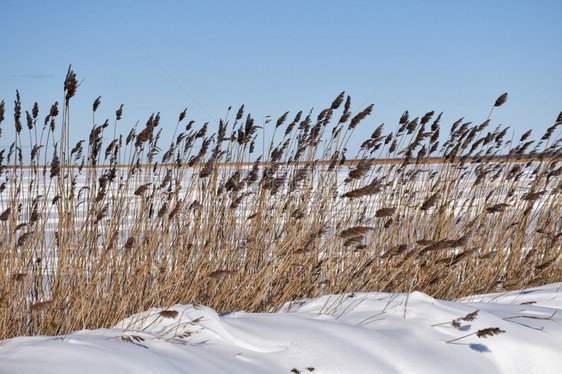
[2,283,561,373]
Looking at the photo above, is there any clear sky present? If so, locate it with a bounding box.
[1,0,561,154]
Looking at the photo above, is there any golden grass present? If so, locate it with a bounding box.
[0,68,561,339]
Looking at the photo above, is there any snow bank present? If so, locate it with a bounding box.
[1,283,561,373]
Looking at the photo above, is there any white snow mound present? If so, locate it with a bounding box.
[1,283,562,373]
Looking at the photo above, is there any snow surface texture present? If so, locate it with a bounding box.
[1,283,561,374]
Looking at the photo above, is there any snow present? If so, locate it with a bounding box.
[2,283,561,374]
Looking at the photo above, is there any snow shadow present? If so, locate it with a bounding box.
[469,343,491,353]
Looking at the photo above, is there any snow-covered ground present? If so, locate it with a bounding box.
[1,283,561,374]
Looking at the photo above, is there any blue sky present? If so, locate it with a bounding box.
[1,0,561,153]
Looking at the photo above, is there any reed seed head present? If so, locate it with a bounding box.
[93,96,101,112]
[494,93,508,107]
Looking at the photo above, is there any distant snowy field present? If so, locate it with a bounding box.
[1,283,561,374]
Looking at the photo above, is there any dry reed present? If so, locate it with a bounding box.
[0,68,560,339]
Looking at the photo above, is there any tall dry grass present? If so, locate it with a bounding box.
[0,68,561,338]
